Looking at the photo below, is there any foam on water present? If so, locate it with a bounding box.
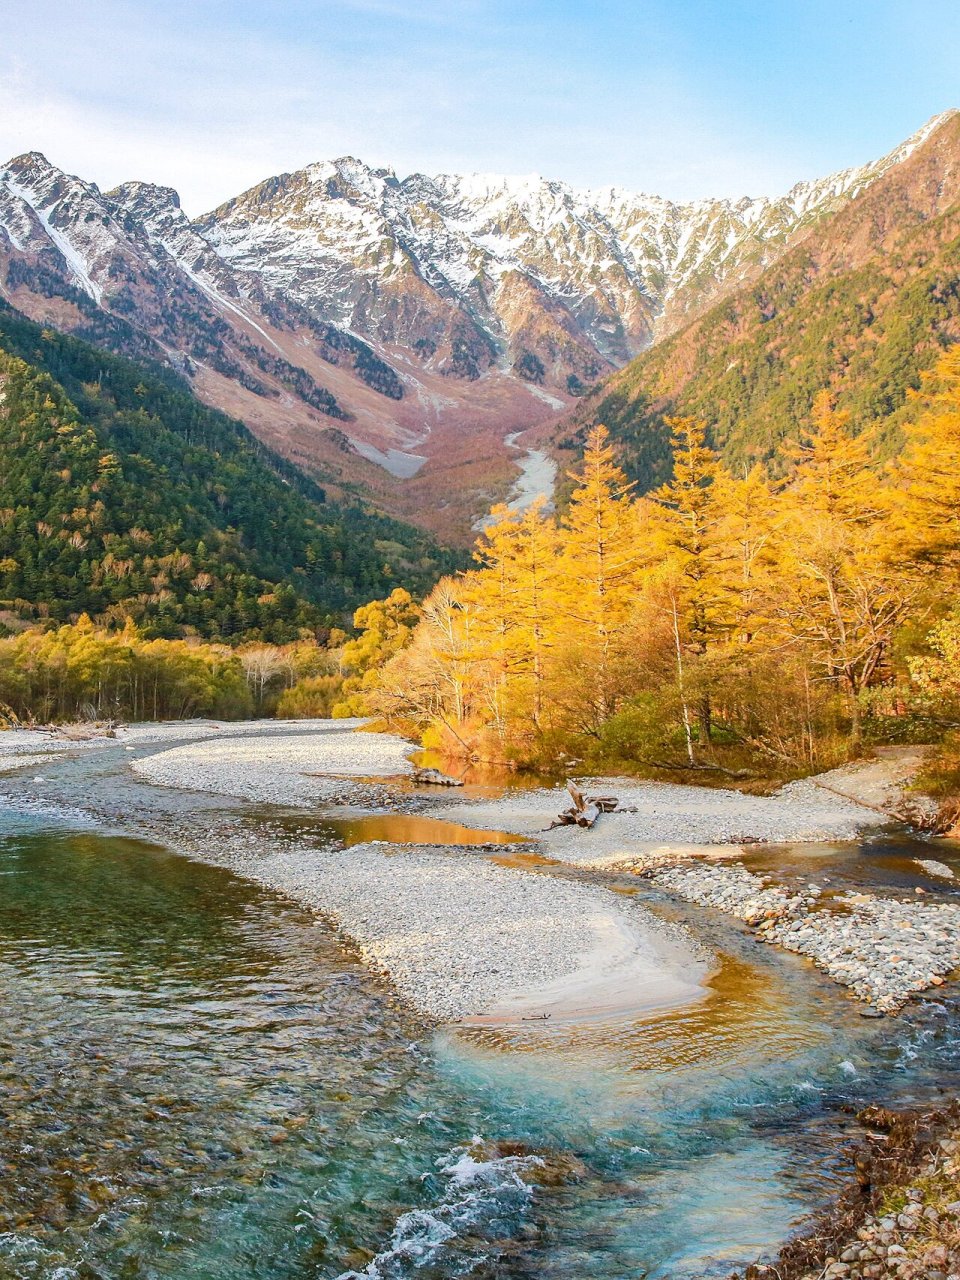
[337,1142,537,1278]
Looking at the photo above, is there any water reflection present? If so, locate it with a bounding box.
[247,809,526,848]
[409,749,560,799]
[741,834,960,900]
[445,952,861,1086]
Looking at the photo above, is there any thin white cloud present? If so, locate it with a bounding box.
[0,0,945,215]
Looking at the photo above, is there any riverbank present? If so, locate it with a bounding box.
[732,1103,960,1280]
[0,724,107,774]
[421,748,960,1013]
[631,859,960,1013]
[130,718,413,804]
[236,840,706,1023]
[423,752,924,865]
[2,721,954,1019]
[116,721,710,1024]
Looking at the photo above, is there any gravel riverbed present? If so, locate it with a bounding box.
[622,858,960,1013]
[4,720,957,1021]
[425,751,960,1014]
[230,840,705,1022]
[427,775,885,866]
[130,721,414,804]
[52,721,709,1024]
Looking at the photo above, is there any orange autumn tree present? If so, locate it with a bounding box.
[370,368,957,768]
[646,416,731,755]
[332,587,422,717]
[892,347,960,578]
[554,426,646,736]
[774,393,916,746]
[468,498,560,750]
[371,577,480,754]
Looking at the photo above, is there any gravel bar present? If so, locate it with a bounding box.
[234,840,705,1022]
[131,723,414,804]
[119,721,707,1023]
[427,777,885,866]
[629,859,960,1013]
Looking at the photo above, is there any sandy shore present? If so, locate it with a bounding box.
[475,906,704,1026]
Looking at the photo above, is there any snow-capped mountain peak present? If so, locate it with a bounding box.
[190,113,959,382]
[2,113,954,384]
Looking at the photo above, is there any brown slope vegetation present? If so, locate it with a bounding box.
[0,244,569,544]
[559,112,960,491]
[192,339,569,546]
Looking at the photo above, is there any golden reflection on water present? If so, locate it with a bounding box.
[451,953,821,1077]
[322,812,526,847]
[488,849,562,870]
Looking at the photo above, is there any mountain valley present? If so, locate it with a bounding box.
[2,110,956,540]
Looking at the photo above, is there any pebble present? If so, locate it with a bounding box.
[633,860,960,1012]
[778,1130,960,1280]
[917,859,956,881]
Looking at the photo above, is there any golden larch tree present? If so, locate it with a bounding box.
[556,425,645,733]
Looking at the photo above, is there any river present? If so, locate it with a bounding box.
[1,741,959,1279]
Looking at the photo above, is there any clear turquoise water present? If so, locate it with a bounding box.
[1,804,959,1280]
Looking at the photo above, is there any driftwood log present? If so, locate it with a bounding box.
[547,780,618,829]
[410,766,464,787]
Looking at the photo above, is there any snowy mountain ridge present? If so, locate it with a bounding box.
[0,111,956,542]
[195,110,957,381]
[0,111,953,396]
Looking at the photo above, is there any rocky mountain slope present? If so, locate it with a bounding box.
[201,113,950,384]
[0,300,455,637]
[559,110,960,492]
[0,111,954,539]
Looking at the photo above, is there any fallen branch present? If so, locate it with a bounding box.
[546,780,619,830]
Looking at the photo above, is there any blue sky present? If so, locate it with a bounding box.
[1,0,958,215]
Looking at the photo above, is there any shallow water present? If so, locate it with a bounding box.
[2,773,960,1278]
[741,831,960,899]
[251,810,527,849]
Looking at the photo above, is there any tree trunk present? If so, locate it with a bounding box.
[671,596,696,766]
[845,674,863,750]
[697,692,712,746]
